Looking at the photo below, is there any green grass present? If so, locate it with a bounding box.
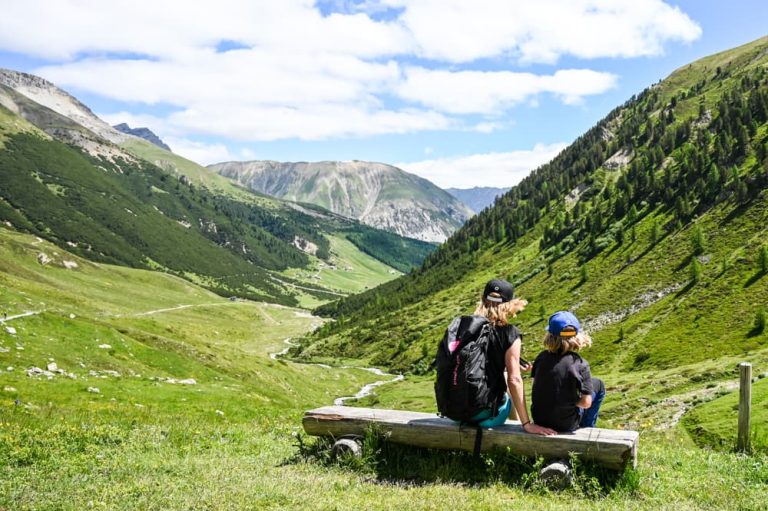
[121,138,275,207]
[0,101,48,148]
[683,375,768,453]
[274,234,404,309]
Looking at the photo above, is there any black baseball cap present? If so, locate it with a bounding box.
[483,279,514,303]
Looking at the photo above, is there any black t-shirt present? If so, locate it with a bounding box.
[531,350,593,432]
[486,324,520,406]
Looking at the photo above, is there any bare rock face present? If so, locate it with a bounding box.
[0,68,128,144]
[293,236,319,255]
[0,69,144,164]
[209,160,474,243]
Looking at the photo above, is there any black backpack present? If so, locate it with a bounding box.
[434,315,502,423]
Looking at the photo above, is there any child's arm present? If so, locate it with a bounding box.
[575,359,594,408]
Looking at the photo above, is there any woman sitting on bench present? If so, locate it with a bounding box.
[468,279,556,436]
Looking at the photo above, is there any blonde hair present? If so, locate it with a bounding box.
[543,332,592,354]
[474,297,528,327]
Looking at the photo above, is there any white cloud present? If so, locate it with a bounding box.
[162,137,235,166]
[100,111,167,133]
[0,0,701,142]
[0,0,412,60]
[397,143,568,189]
[239,148,258,160]
[167,103,452,141]
[472,122,504,134]
[398,67,617,114]
[379,0,701,63]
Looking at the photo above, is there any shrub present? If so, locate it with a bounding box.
[759,246,768,274]
[634,352,650,366]
[691,226,706,255]
[754,309,766,334]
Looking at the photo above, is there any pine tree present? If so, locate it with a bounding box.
[650,220,659,245]
[691,226,706,255]
[736,180,749,203]
[538,304,546,320]
[755,308,766,334]
[759,245,768,274]
[580,265,589,283]
[690,258,702,283]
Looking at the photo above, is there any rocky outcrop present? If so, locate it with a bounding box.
[0,69,141,163]
[113,123,172,151]
[209,160,474,242]
[0,68,128,144]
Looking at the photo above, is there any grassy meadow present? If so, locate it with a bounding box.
[1,225,768,510]
[280,235,401,308]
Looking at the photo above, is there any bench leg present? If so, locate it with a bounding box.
[539,459,572,489]
[331,437,362,459]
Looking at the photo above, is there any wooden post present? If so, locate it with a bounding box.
[737,362,752,452]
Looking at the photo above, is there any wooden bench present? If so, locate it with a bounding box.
[303,406,638,471]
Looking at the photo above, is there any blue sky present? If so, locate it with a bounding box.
[0,0,766,188]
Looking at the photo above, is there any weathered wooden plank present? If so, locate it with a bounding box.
[303,406,638,471]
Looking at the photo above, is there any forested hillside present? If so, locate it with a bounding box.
[0,72,435,305]
[300,36,768,401]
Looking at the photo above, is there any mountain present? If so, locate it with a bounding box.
[298,36,768,448]
[208,160,475,243]
[0,69,435,306]
[446,186,510,213]
[113,122,171,151]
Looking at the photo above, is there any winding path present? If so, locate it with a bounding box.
[0,311,43,323]
[270,337,403,405]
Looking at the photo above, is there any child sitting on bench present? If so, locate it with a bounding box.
[531,311,606,432]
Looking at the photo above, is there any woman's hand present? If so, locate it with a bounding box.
[520,361,532,372]
[523,422,557,436]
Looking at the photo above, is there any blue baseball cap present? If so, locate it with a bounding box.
[547,311,580,337]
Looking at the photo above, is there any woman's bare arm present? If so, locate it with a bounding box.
[576,393,593,409]
[505,339,557,436]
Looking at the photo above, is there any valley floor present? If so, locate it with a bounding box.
[1,228,767,510]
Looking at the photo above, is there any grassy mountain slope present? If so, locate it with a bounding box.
[298,36,768,451]
[0,125,315,304]
[123,138,436,275]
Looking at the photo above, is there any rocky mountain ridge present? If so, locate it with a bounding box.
[0,68,127,144]
[113,123,171,151]
[209,160,474,243]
